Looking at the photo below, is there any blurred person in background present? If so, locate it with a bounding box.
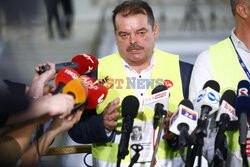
[189,0,250,166]
[44,0,64,39]
[61,0,74,37]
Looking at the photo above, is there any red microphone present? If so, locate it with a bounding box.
[85,84,108,109]
[80,75,94,87]
[39,54,98,75]
[54,68,80,94]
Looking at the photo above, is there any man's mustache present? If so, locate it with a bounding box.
[126,44,144,52]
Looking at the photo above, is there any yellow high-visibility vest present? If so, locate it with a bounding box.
[92,48,184,165]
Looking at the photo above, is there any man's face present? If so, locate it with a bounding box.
[114,13,158,66]
[133,127,140,138]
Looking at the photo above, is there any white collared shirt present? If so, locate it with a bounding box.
[122,53,155,110]
[188,28,250,164]
[189,28,250,103]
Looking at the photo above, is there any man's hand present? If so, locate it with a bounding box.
[103,97,120,131]
[162,111,176,140]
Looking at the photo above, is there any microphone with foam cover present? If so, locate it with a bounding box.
[85,84,108,109]
[53,68,80,94]
[169,99,198,156]
[213,90,237,166]
[216,90,237,125]
[235,80,250,118]
[39,54,98,75]
[62,78,88,105]
[117,95,139,166]
[235,80,250,167]
[80,75,94,87]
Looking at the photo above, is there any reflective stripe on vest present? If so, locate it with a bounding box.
[210,38,245,152]
[92,48,184,164]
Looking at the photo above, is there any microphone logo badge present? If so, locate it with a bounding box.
[82,54,95,63]
[64,69,79,79]
[181,108,197,121]
[163,80,173,88]
[86,66,94,74]
[196,90,205,103]
[97,94,105,104]
[238,88,248,96]
[208,92,216,101]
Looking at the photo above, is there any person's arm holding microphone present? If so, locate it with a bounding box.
[20,109,83,167]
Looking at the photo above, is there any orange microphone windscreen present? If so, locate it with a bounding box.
[62,78,88,104]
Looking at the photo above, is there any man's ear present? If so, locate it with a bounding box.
[153,24,159,41]
[236,3,250,19]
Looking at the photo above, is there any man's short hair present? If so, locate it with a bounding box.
[112,0,155,31]
[230,0,249,16]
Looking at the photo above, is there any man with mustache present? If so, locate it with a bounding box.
[69,1,193,166]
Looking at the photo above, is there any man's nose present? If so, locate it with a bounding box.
[129,34,138,44]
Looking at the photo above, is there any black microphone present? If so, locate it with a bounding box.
[235,80,250,167]
[213,90,236,166]
[117,95,139,167]
[151,85,168,129]
[217,90,236,133]
[236,80,249,146]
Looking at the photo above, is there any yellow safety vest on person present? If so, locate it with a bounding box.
[91,49,185,167]
[210,37,249,166]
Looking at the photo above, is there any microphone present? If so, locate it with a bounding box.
[169,99,198,156]
[151,85,168,129]
[235,80,250,167]
[236,80,250,146]
[85,84,108,109]
[213,90,236,166]
[117,95,139,166]
[80,75,94,87]
[39,54,98,75]
[194,80,221,119]
[216,90,237,125]
[54,68,80,94]
[62,78,88,105]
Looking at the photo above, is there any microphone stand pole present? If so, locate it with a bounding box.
[150,104,167,167]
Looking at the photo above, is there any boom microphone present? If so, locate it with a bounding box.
[39,54,98,75]
[117,95,139,167]
[53,68,80,94]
